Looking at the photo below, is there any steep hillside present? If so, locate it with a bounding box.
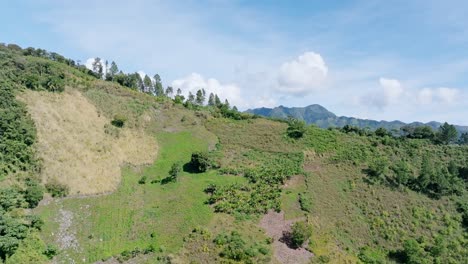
[0,43,467,264]
[247,105,468,134]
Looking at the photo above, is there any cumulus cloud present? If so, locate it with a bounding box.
[361,77,462,112]
[171,73,244,108]
[360,77,404,108]
[277,52,328,95]
[417,87,459,105]
[380,78,404,104]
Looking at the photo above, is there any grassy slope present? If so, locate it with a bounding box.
[3,45,465,263]
[37,131,246,262]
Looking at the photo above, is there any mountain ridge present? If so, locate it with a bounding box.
[246,104,468,133]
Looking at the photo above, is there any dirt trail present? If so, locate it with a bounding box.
[259,210,313,264]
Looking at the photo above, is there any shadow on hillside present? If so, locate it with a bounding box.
[183,162,201,174]
[279,231,299,249]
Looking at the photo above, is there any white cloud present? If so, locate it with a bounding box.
[277,52,328,95]
[85,57,108,73]
[380,78,404,104]
[171,73,244,108]
[417,87,459,105]
[360,77,404,108]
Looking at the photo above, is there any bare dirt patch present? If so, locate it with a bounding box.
[259,210,313,264]
[19,89,158,195]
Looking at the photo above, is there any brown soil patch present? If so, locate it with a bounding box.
[259,210,313,264]
[19,89,158,195]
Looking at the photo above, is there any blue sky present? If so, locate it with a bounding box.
[2,0,468,124]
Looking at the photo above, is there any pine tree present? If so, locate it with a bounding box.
[143,75,153,93]
[214,94,221,107]
[208,93,215,106]
[188,92,195,104]
[92,57,103,79]
[224,99,230,109]
[109,61,119,79]
[165,86,174,97]
[153,74,164,96]
[195,89,205,105]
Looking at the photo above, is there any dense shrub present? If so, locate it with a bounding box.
[169,162,182,180]
[290,221,312,248]
[23,179,44,208]
[190,151,212,173]
[111,114,127,128]
[287,117,307,139]
[45,180,69,198]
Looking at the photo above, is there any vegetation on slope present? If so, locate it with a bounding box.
[0,42,467,263]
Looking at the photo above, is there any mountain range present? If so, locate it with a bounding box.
[246,104,468,134]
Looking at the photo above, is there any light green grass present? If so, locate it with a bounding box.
[38,131,245,263]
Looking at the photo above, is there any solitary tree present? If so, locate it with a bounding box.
[143,75,153,94]
[92,57,103,78]
[109,61,119,77]
[290,221,312,248]
[187,92,195,104]
[153,74,164,96]
[287,117,307,139]
[214,94,221,107]
[195,89,205,105]
[165,86,174,97]
[436,122,458,144]
[208,93,215,106]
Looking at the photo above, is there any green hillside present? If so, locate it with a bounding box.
[0,43,467,264]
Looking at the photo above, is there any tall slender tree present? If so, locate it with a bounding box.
[208,93,215,106]
[165,86,174,97]
[143,75,153,93]
[153,74,164,96]
[195,89,205,105]
[92,57,103,79]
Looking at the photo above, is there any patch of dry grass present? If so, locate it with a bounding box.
[19,88,157,195]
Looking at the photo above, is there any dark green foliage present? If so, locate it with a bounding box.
[207,152,303,215]
[161,162,182,184]
[169,162,182,180]
[435,122,458,145]
[43,244,58,259]
[459,132,468,145]
[45,180,69,198]
[0,82,37,178]
[402,125,435,140]
[0,214,28,259]
[190,151,212,173]
[298,193,312,212]
[23,180,44,208]
[138,175,147,184]
[0,188,26,212]
[374,127,390,137]
[214,231,268,262]
[111,114,127,128]
[287,117,307,139]
[290,221,312,248]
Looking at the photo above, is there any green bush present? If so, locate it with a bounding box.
[111,114,127,128]
[290,221,312,248]
[287,117,307,139]
[23,180,44,208]
[43,244,58,259]
[45,180,69,198]
[169,162,182,179]
[190,151,212,172]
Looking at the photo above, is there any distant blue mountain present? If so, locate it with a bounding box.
[246,104,468,134]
